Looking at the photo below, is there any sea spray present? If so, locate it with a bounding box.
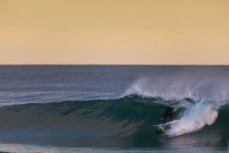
[124,68,229,102]
[166,100,218,136]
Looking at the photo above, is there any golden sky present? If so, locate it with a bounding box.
[0,0,229,64]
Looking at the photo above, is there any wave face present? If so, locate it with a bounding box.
[0,95,228,148]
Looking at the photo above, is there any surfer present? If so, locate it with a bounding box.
[161,106,173,123]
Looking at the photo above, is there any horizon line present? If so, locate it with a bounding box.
[0,64,229,66]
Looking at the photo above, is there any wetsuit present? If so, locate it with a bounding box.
[162,106,173,123]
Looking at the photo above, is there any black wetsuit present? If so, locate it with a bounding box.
[162,106,173,123]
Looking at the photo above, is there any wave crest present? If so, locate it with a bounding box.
[124,70,229,103]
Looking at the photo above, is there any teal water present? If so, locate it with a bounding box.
[0,96,228,149]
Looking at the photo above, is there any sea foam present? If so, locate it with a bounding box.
[165,101,218,136]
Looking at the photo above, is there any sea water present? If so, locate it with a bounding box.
[0,65,228,153]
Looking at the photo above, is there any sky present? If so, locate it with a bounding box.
[0,0,229,65]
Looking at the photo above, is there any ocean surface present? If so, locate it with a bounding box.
[0,65,228,153]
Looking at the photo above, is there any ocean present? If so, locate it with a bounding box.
[0,65,228,153]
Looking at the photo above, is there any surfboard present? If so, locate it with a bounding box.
[153,120,178,132]
[153,123,171,131]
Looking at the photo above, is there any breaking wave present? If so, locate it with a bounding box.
[0,94,228,148]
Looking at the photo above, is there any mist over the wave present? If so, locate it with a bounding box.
[124,67,229,103]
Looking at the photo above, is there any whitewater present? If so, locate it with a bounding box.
[123,68,229,137]
[0,65,228,153]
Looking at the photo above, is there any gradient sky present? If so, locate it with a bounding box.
[0,0,229,64]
